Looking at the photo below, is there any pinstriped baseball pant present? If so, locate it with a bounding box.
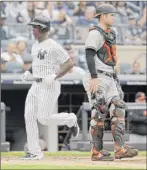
[24,80,76,155]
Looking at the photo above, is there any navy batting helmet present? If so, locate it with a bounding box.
[94,4,117,18]
[28,15,50,32]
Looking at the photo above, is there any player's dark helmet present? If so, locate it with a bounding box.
[28,15,50,32]
[94,4,117,18]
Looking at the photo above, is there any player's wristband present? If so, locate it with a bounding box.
[91,74,98,78]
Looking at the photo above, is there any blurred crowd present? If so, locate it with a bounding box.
[1,1,146,43]
[1,39,146,75]
[128,91,147,136]
[1,1,146,74]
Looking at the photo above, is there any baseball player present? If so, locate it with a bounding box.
[21,15,79,160]
[83,4,138,161]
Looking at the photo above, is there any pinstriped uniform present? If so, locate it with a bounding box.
[25,39,77,155]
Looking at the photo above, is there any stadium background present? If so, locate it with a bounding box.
[1,1,146,153]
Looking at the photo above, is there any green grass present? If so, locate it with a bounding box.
[1,151,146,157]
[1,164,144,170]
[1,151,146,170]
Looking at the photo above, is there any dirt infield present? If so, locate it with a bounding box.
[2,156,146,169]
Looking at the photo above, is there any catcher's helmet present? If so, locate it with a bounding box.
[28,15,50,31]
[94,4,117,18]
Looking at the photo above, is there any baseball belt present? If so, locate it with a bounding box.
[97,70,113,77]
[35,78,43,82]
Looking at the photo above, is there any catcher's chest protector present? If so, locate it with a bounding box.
[89,26,117,66]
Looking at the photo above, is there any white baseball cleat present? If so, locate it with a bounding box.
[21,152,43,160]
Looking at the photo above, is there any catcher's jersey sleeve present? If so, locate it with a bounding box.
[85,30,104,51]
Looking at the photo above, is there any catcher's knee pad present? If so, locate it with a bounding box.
[111,96,126,108]
[90,121,104,152]
[111,96,126,117]
[91,89,108,120]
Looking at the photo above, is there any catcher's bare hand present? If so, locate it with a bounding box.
[89,78,99,94]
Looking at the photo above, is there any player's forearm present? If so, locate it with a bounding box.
[55,59,73,79]
[86,48,97,78]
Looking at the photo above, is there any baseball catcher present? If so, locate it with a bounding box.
[83,4,138,161]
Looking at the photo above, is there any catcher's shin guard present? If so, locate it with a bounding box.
[90,120,114,161]
[110,96,126,149]
[90,121,104,152]
[111,117,125,148]
[110,98,138,159]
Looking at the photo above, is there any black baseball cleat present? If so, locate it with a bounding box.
[91,154,114,161]
[21,152,43,160]
[70,120,80,138]
[101,149,111,156]
[91,147,114,161]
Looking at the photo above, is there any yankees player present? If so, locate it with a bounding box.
[21,15,79,160]
[83,4,138,161]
